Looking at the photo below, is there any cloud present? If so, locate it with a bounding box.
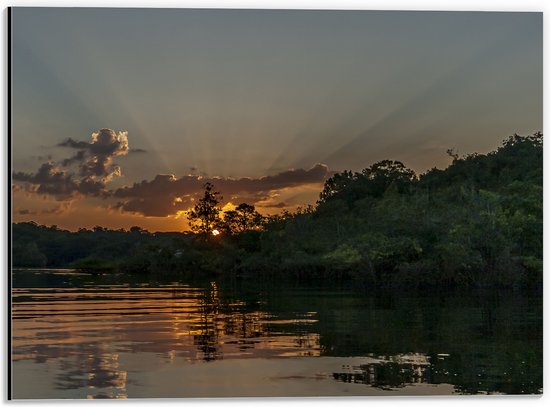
[13,162,106,199]
[58,138,89,149]
[17,202,73,216]
[113,164,329,217]
[14,129,130,200]
[257,201,287,208]
[113,196,191,217]
[61,150,86,167]
[14,128,329,219]
[14,162,81,199]
[58,128,130,180]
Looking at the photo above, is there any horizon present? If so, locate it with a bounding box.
[12,132,540,233]
[10,8,542,232]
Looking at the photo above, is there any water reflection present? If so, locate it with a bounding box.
[333,353,431,390]
[13,287,320,363]
[12,274,322,397]
[331,350,543,395]
[56,343,128,399]
[11,270,542,398]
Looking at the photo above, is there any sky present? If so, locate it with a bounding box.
[10,8,542,231]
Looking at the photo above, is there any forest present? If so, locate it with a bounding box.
[12,133,542,289]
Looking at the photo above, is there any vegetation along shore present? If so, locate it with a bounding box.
[12,133,542,290]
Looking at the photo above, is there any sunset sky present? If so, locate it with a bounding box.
[11,8,542,231]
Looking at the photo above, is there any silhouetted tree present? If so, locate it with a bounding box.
[318,170,357,204]
[130,226,145,234]
[318,161,416,206]
[187,182,222,234]
[11,132,542,289]
[221,203,264,234]
[361,160,417,197]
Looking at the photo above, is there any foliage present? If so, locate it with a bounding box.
[187,182,222,234]
[220,203,264,234]
[70,257,116,272]
[12,132,542,290]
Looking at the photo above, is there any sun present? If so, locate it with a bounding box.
[211,229,220,236]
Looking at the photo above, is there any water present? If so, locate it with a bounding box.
[11,269,542,399]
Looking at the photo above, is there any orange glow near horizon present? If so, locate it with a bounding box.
[12,183,325,233]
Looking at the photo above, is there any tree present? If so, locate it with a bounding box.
[361,160,416,197]
[221,203,263,234]
[12,242,47,267]
[318,160,416,206]
[187,182,222,234]
[130,226,146,234]
[318,171,357,203]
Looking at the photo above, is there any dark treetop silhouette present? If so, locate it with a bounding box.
[12,133,542,290]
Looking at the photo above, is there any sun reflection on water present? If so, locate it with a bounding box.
[11,270,543,398]
[12,279,322,397]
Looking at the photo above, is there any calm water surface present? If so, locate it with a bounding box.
[11,269,542,399]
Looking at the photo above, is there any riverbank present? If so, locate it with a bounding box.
[12,134,543,290]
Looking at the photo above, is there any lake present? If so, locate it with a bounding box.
[10,269,542,399]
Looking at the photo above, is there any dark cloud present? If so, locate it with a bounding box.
[78,177,108,196]
[115,164,328,199]
[113,164,329,217]
[13,162,106,199]
[59,128,129,155]
[258,201,287,208]
[14,129,129,200]
[113,196,191,217]
[58,138,89,149]
[16,204,70,216]
[58,128,129,181]
[130,148,147,153]
[13,162,81,199]
[61,150,86,167]
[15,128,329,219]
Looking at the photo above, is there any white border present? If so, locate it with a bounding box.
[1,1,547,406]
[0,0,546,11]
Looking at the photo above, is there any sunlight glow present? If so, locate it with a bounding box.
[221,202,236,212]
[212,229,220,236]
[174,210,187,219]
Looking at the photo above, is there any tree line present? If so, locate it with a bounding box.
[12,132,542,289]
[186,183,264,235]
